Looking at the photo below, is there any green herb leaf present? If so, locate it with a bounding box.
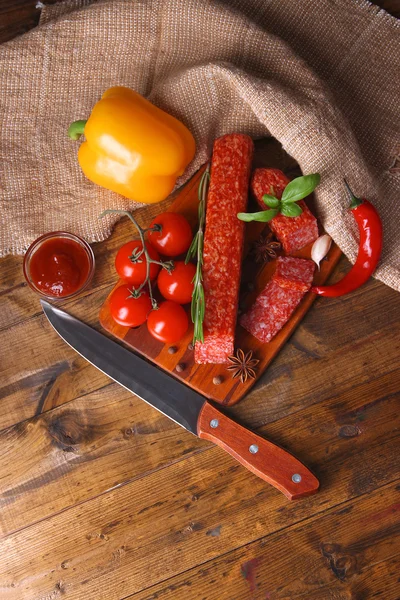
[237,209,279,223]
[262,194,280,209]
[281,203,303,217]
[185,231,198,264]
[186,165,210,344]
[281,173,320,204]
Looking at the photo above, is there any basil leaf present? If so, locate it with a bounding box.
[237,209,279,222]
[281,173,321,204]
[281,203,303,217]
[262,194,280,209]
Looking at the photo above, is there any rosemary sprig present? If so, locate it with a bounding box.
[100,209,173,309]
[185,165,210,344]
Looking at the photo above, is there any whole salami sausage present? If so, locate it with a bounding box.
[251,169,318,253]
[195,134,254,364]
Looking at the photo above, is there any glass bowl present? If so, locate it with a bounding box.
[23,231,95,300]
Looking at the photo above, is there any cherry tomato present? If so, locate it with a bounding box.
[109,284,152,327]
[147,212,193,257]
[115,241,160,285]
[157,261,196,304]
[147,301,189,343]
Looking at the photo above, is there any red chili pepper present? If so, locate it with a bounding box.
[312,181,383,297]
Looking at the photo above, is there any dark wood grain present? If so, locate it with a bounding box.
[0,2,399,600]
[129,481,400,600]
[0,324,398,538]
[0,422,398,598]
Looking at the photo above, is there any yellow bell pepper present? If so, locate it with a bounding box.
[68,86,196,204]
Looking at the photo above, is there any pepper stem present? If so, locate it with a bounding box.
[68,120,88,141]
[344,179,363,209]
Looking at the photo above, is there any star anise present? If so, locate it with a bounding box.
[251,232,281,264]
[227,349,259,384]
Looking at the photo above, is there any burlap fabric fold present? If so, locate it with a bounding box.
[0,0,399,290]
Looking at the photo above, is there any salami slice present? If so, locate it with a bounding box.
[251,168,318,254]
[274,256,315,292]
[195,134,254,364]
[240,257,315,343]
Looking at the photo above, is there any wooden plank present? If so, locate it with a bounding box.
[1,268,399,431]
[0,429,398,599]
[371,0,400,16]
[128,481,400,600]
[0,364,398,537]
[0,382,210,538]
[0,0,42,44]
[0,294,112,431]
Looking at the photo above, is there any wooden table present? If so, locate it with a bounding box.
[1,2,399,599]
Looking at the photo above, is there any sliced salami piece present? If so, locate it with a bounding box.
[195,134,254,364]
[251,168,318,254]
[240,286,295,343]
[240,257,315,344]
[252,168,289,201]
[273,256,315,292]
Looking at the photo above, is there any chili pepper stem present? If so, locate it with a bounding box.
[344,179,363,209]
[100,209,173,309]
[68,120,88,141]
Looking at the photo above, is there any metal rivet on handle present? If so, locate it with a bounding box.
[292,473,302,483]
[249,444,259,454]
[210,419,219,428]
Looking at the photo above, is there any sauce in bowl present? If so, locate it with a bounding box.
[23,232,95,299]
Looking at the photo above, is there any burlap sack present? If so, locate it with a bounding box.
[0,0,399,290]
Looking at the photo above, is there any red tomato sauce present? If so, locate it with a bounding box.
[29,237,91,297]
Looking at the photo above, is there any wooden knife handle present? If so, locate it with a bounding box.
[197,402,319,500]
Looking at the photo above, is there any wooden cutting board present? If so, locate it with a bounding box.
[99,164,341,406]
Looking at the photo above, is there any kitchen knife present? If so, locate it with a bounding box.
[41,300,319,500]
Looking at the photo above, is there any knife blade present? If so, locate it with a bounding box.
[41,300,319,500]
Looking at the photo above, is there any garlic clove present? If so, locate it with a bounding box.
[311,234,332,270]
